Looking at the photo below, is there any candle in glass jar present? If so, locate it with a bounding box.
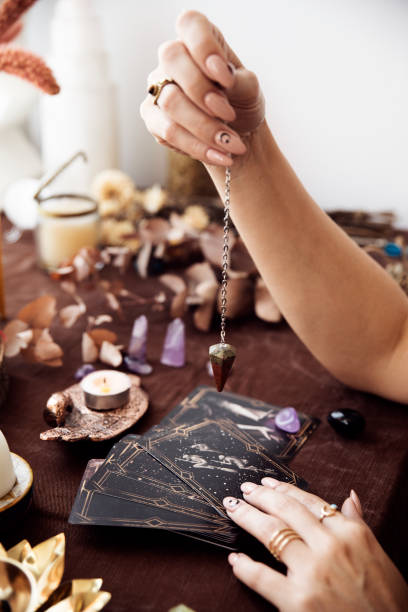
[36,196,99,270]
[0,430,16,499]
[81,369,131,411]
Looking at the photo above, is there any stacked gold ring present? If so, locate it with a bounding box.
[148,78,177,105]
[268,527,303,561]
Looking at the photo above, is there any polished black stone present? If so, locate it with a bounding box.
[327,408,365,438]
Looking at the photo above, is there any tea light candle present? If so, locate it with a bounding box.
[36,197,99,270]
[0,430,16,499]
[81,369,131,411]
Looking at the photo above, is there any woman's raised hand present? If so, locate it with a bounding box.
[140,10,265,166]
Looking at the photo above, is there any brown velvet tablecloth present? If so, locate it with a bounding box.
[1,229,407,612]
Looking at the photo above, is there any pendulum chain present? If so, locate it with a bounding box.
[220,166,231,344]
[208,166,236,392]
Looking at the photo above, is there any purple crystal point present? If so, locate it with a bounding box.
[74,363,95,380]
[275,407,300,433]
[128,315,148,362]
[160,318,185,367]
[124,356,153,376]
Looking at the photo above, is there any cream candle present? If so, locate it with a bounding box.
[36,196,99,270]
[0,430,16,499]
[81,369,131,411]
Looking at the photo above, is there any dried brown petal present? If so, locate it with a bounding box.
[17,295,56,329]
[170,289,187,319]
[230,238,257,275]
[136,242,152,278]
[159,274,186,295]
[99,341,123,367]
[185,262,217,290]
[82,332,98,363]
[88,314,113,327]
[33,328,64,363]
[254,277,282,323]
[139,217,171,246]
[59,302,86,328]
[88,328,118,347]
[194,281,218,332]
[217,277,253,319]
[199,224,235,268]
[3,319,30,357]
[60,280,77,295]
[105,292,121,313]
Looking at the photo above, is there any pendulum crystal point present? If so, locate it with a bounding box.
[160,318,185,367]
[209,343,236,392]
[128,315,148,362]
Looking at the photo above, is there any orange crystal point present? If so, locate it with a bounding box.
[209,343,236,392]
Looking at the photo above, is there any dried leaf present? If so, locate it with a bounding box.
[82,332,98,363]
[88,314,113,327]
[60,280,77,295]
[230,238,257,275]
[186,262,217,289]
[99,341,123,367]
[136,242,152,278]
[3,319,29,357]
[254,277,282,323]
[33,329,63,363]
[17,295,56,329]
[73,247,102,282]
[217,277,254,319]
[159,274,186,295]
[139,217,171,246]
[199,224,235,268]
[170,289,187,319]
[105,292,121,313]
[193,281,218,332]
[154,291,166,304]
[88,328,118,347]
[59,302,86,328]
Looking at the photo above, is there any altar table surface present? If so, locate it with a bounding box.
[1,229,407,612]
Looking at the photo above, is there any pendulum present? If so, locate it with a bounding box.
[209,167,236,392]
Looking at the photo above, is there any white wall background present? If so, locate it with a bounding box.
[24,0,408,224]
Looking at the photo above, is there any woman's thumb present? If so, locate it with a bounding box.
[341,489,364,521]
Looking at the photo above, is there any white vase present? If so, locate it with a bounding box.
[40,0,118,193]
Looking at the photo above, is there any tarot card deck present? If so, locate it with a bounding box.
[69,387,319,550]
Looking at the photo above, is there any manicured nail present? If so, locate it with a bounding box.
[206,148,233,166]
[261,477,280,489]
[215,130,246,155]
[205,54,234,87]
[350,489,363,517]
[228,552,239,565]
[223,496,240,510]
[240,482,257,494]
[204,92,236,121]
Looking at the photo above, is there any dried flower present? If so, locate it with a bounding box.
[92,169,137,208]
[181,204,210,231]
[142,184,167,214]
[0,46,59,94]
[101,218,138,247]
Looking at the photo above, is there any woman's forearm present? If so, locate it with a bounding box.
[206,121,408,401]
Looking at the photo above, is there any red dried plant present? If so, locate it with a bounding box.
[0,0,59,94]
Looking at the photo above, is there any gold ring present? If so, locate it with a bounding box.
[319,503,338,523]
[148,78,177,105]
[268,528,303,562]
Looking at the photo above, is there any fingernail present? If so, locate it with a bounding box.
[228,552,239,565]
[215,130,246,155]
[350,489,363,517]
[204,92,236,121]
[205,54,234,87]
[223,496,240,510]
[261,477,280,489]
[206,148,233,166]
[240,482,257,494]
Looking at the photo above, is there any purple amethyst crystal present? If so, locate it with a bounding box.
[160,318,185,368]
[124,356,153,376]
[128,315,148,362]
[74,363,95,380]
[275,407,300,434]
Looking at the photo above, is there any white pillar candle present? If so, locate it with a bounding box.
[81,369,131,411]
[36,197,99,270]
[0,430,16,499]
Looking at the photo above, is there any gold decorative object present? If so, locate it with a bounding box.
[0,533,111,611]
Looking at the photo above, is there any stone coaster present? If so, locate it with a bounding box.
[40,375,148,442]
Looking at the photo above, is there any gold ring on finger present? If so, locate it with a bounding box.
[268,527,304,562]
[319,503,338,523]
[148,78,177,105]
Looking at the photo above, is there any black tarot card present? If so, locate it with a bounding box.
[139,418,308,516]
[69,459,238,549]
[160,386,319,461]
